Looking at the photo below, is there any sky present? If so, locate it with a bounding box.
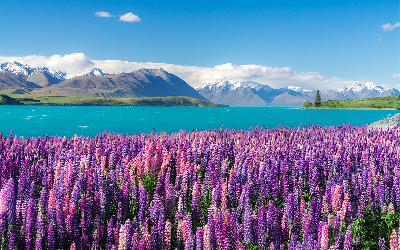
[0,0,399,89]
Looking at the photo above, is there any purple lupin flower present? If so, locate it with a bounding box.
[47,209,57,250]
[191,181,201,221]
[107,217,115,249]
[35,203,45,250]
[195,227,204,250]
[25,198,36,250]
[5,178,17,250]
[243,202,253,244]
[257,206,267,248]
[378,237,386,250]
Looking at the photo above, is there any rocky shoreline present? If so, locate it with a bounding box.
[368,113,400,129]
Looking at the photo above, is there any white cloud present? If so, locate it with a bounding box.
[382,22,400,32]
[0,52,390,90]
[393,73,400,78]
[95,11,112,18]
[119,12,141,23]
[0,53,94,75]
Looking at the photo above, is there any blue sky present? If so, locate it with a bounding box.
[0,0,399,88]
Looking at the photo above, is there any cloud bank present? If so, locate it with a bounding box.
[382,22,400,32]
[0,53,386,90]
[119,12,141,23]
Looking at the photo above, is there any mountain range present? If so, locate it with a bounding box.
[197,79,400,107]
[0,61,399,106]
[0,62,204,100]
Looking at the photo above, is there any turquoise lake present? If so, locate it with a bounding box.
[0,106,398,137]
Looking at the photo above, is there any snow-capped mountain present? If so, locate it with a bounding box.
[335,82,399,99]
[198,80,400,107]
[0,61,67,80]
[0,61,34,77]
[83,68,108,77]
[287,85,313,94]
[197,79,304,106]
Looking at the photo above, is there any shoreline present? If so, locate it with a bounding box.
[304,107,399,111]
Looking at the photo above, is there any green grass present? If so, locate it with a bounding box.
[0,94,223,107]
[304,96,400,109]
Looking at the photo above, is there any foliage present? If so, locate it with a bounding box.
[304,95,400,109]
[352,207,400,249]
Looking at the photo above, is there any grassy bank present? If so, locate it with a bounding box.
[304,96,400,109]
[0,94,222,107]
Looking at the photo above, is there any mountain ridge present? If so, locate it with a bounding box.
[197,79,400,107]
[0,62,205,100]
[0,61,398,106]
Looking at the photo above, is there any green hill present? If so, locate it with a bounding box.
[0,94,223,107]
[304,96,400,109]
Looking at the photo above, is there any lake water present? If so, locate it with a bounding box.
[0,106,398,137]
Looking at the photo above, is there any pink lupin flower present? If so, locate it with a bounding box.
[48,188,56,211]
[203,224,211,250]
[281,213,287,231]
[70,242,76,250]
[320,223,329,250]
[118,224,127,250]
[341,192,350,222]
[164,219,172,249]
[0,186,7,215]
[390,229,398,250]
[221,181,228,211]
[332,184,343,212]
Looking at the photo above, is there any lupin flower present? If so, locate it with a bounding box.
[378,237,386,250]
[0,186,7,215]
[319,222,329,250]
[390,229,398,250]
[195,228,204,250]
[164,219,171,249]
[243,202,254,244]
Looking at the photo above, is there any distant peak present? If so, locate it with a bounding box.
[83,68,108,77]
[138,68,168,74]
[337,82,385,93]
[0,61,67,80]
[287,85,313,93]
[201,79,268,90]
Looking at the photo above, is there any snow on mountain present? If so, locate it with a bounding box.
[197,79,297,106]
[337,82,384,93]
[83,68,108,77]
[0,62,34,77]
[335,82,400,99]
[199,80,400,106]
[287,85,313,93]
[0,61,66,80]
[200,79,268,91]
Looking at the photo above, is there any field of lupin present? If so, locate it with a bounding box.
[0,126,400,250]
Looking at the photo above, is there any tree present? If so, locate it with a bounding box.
[314,90,322,107]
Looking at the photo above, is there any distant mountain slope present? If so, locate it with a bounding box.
[0,71,41,91]
[198,80,400,107]
[0,62,66,90]
[197,80,310,106]
[33,68,206,99]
